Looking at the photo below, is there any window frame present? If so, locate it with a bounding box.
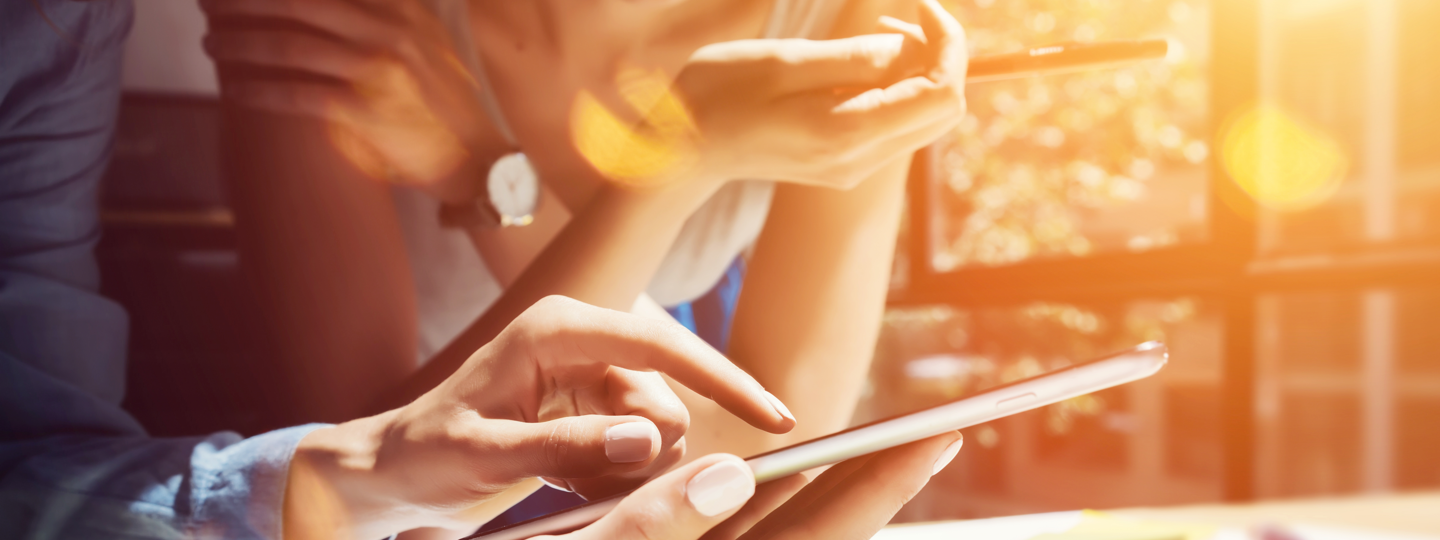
[889,0,1440,502]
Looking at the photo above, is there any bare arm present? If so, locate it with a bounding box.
[374,182,708,412]
[673,157,911,458]
[207,0,965,432]
[221,109,419,423]
[664,0,965,460]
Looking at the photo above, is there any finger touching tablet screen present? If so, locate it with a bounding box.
[469,342,1167,540]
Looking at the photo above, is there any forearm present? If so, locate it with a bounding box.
[683,157,911,457]
[463,184,572,287]
[378,182,711,411]
[285,413,422,540]
[222,108,419,424]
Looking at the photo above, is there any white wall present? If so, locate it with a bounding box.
[122,0,218,95]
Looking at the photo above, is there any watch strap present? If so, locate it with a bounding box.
[438,197,502,229]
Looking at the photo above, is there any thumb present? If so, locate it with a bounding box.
[565,454,756,540]
[487,415,663,481]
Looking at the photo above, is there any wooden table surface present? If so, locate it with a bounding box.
[1109,491,1440,537]
[877,491,1440,539]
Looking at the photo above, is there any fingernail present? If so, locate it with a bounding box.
[763,391,795,424]
[686,460,755,516]
[932,435,964,476]
[605,422,660,463]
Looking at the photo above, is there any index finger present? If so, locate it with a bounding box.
[918,0,968,85]
[520,296,796,434]
[690,34,924,95]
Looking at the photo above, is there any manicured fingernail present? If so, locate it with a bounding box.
[605,422,660,463]
[686,460,755,516]
[932,435,964,476]
[763,391,795,424]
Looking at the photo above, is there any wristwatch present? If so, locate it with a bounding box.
[439,152,539,228]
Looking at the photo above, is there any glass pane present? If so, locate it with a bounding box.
[861,297,1223,522]
[1255,287,1440,498]
[1247,0,1440,254]
[930,0,1210,271]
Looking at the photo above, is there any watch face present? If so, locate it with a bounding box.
[487,152,539,226]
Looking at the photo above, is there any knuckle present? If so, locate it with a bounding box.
[441,416,476,449]
[537,294,577,310]
[542,419,575,475]
[752,56,788,86]
[651,407,689,445]
[530,296,584,330]
[524,295,566,322]
[618,501,671,540]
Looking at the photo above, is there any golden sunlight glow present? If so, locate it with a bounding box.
[571,67,700,187]
[326,120,391,181]
[1220,103,1348,211]
[326,58,471,185]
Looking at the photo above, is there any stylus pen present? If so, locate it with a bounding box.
[967,39,1169,83]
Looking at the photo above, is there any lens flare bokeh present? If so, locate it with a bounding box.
[1220,103,1348,212]
[571,67,700,187]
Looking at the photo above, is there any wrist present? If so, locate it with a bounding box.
[285,411,419,539]
[420,144,514,206]
[601,165,727,220]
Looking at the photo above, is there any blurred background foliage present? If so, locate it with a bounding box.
[934,0,1210,270]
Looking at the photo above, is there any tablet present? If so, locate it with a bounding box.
[468,341,1168,540]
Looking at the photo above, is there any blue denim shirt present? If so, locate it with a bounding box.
[1,2,323,537]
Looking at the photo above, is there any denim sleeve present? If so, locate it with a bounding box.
[1,2,328,538]
[0,406,325,539]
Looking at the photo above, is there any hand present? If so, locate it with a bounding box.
[600,0,967,193]
[200,0,506,203]
[285,296,795,539]
[552,431,965,540]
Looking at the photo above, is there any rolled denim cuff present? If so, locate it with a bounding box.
[189,424,331,539]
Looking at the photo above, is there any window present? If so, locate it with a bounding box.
[874,0,1440,523]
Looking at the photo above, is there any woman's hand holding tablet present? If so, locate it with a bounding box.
[470,342,1168,540]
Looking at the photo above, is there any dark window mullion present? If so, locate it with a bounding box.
[890,244,1239,305]
[1211,0,1262,503]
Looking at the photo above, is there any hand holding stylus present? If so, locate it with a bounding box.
[282,296,795,539]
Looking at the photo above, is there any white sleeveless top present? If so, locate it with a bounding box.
[395,0,844,363]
